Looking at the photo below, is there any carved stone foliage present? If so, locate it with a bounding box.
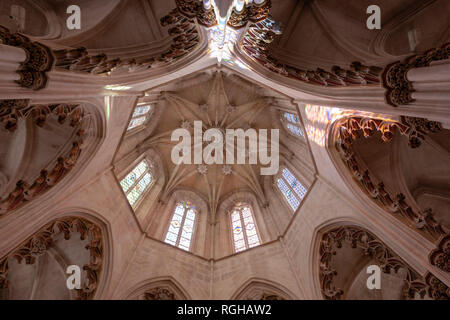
[382,43,450,106]
[0,100,84,132]
[0,100,86,217]
[144,287,177,300]
[429,236,450,273]
[175,0,217,27]
[319,226,448,300]
[334,116,450,273]
[0,26,54,90]
[53,9,199,75]
[258,293,284,300]
[241,17,382,87]
[335,116,447,243]
[425,273,450,300]
[175,0,271,29]
[0,216,104,300]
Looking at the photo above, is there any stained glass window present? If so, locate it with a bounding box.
[120,160,153,207]
[127,104,153,131]
[164,201,197,251]
[282,112,304,138]
[231,203,261,253]
[277,167,307,211]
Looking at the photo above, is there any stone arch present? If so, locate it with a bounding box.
[216,190,273,256]
[123,276,191,300]
[326,114,450,273]
[230,278,296,300]
[0,99,106,220]
[0,100,104,216]
[0,212,108,300]
[148,188,209,257]
[312,223,449,300]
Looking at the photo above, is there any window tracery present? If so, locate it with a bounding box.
[281,112,304,139]
[164,201,197,251]
[120,159,153,207]
[276,167,307,211]
[231,203,261,253]
[127,104,153,131]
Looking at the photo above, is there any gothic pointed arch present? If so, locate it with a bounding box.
[0,99,105,219]
[231,278,296,300]
[315,224,449,300]
[0,215,106,300]
[124,277,190,300]
[327,114,450,273]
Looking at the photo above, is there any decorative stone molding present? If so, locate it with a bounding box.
[241,17,382,87]
[334,116,447,244]
[382,43,450,106]
[0,101,84,132]
[0,101,87,216]
[429,235,450,273]
[231,279,293,300]
[0,26,54,90]
[425,273,450,300]
[259,293,284,300]
[144,287,177,300]
[175,0,217,27]
[0,216,104,300]
[319,226,448,300]
[53,8,200,75]
[175,0,271,29]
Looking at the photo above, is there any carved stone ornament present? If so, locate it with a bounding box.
[0,217,104,300]
[333,116,449,272]
[429,235,450,273]
[425,273,450,300]
[382,43,450,106]
[319,226,448,300]
[144,287,176,300]
[0,25,54,90]
[53,8,200,75]
[259,293,284,300]
[175,0,271,29]
[241,17,382,87]
[0,100,87,217]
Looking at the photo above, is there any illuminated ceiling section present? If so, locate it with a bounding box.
[204,0,269,67]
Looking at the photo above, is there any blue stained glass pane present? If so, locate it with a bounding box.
[282,168,307,199]
[133,105,151,117]
[127,116,147,130]
[278,177,300,211]
[284,112,300,124]
[287,123,304,137]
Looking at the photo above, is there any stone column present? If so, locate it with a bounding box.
[0,44,26,82]
[382,43,450,108]
[407,59,450,105]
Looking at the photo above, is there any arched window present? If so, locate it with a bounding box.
[277,167,307,211]
[164,201,197,251]
[281,112,304,138]
[127,104,153,131]
[120,159,153,207]
[230,203,261,253]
